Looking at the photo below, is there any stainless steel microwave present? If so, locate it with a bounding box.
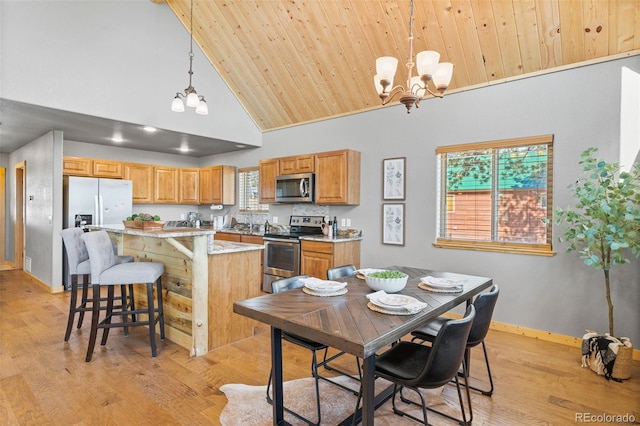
[275,173,314,203]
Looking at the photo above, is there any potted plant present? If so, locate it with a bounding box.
[554,147,640,336]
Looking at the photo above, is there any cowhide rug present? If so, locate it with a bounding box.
[220,376,457,425]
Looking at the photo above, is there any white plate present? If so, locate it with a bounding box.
[300,278,347,293]
[378,294,418,307]
[420,276,466,289]
[370,295,420,311]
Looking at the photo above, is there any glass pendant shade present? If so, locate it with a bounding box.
[195,99,209,115]
[376,56,398,81]
[432,62,454,90]
[374,75,393,94]
[171,96,185,112]
[186,91,200,108]
[416,50,440,77]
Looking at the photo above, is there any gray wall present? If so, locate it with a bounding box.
[209,57,640,345]
[0,0,261,146]
[7,131,64,288]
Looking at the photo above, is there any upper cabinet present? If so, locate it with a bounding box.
[124,163,154,204]
[93,160,123,178]
[314,149,361,205]
[259,158,279,204]
[199,165,236,205]
[279,154,314,175]
[63,157,93,176]
[154,166,179,204]
[179,168,200,204]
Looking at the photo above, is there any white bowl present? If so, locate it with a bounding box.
[365,273,409,293]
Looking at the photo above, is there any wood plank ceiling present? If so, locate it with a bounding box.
[164,0,640,132]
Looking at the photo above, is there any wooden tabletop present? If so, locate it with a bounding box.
[234,266,493,358]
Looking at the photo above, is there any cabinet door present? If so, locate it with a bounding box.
[63,157,92,176]
[315,149,361,205]
[301,250,333,279]
[179,168,199,204]
[199,166,236,205]
[259,159,279,203]
[154,166,179,204]
[279,155,314,174]
[124,163,154,203]
[215,232,241,242]
[93,160,123,178]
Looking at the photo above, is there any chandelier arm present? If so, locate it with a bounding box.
[423,86,445,98]
[380,85,408,105]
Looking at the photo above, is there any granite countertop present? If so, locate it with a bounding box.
[209,240,264,254]
[89,224,215,237]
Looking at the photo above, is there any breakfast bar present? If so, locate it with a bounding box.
[90,224,265,356]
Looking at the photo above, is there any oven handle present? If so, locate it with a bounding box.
[264,237,300,245]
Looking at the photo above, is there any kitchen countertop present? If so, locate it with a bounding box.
[87,224,263,255]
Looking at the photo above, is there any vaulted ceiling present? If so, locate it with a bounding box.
[164,0,640,132]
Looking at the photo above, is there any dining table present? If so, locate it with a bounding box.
[233,265,493,425]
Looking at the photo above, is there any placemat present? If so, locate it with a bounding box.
[418,282,463,293]
[367,301,417,316]
[302,287,348,297]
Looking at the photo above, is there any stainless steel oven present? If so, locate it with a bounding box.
[263,237,301,292]
[262,215,325,292]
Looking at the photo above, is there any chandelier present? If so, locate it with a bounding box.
[171,0,208,115]
[374,0,453,113]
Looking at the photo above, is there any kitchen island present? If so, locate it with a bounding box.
[89,224,265,356]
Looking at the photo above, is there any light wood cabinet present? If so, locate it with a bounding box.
[279,154,314,174]
[199,165,236,205]
[154,166,179,204]
[259,158,279,203]
[214,232,241,242]
[124,163,154,204]
[300,240,361,279]
[93,160,123,178]
[179,168,200,204]
[63,157,93,176]
[314,149,361,205]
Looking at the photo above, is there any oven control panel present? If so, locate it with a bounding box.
[289,215,324,228]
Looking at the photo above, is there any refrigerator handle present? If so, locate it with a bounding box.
[94,195,99,226]
[98,195,104,225]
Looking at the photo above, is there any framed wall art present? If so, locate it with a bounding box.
[383,157,406,200]
[382,203,405,246]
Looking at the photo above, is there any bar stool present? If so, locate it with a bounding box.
[81,231,165,362]
[60,228,135,342]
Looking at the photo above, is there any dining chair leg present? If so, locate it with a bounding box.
[86,285,101,362]
[127,284,137,322]
[64,275,79,342]
[77,274,90,328]
[100,286,115,346]
[156,278,165,340]
[147,282,157,357]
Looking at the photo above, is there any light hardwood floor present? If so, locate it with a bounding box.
[0,269,638,425]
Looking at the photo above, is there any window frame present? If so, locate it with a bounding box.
[433,134,555,256]
[238,166,269,213]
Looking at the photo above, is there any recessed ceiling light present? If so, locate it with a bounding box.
[235,144,246,148]
[111,136,124,143]
[143,126,158,132]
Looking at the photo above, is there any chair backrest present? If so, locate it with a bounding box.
[326,264,356,280]
[60,227,89,274]
[412,305,475,389]
[271,275,309,294]
[467,285,499,347]
[81,231,118,283]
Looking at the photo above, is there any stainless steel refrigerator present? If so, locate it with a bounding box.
[63,176,133,229]
[62,176,133,288]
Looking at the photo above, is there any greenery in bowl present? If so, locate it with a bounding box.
[127,213,161,222]
[368,271,407,279]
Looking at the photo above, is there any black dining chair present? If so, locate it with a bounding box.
[411,285,499,397]
[265,275,357,426]
[353,305,476,425]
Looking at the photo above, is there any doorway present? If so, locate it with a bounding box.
[13,162,25,271]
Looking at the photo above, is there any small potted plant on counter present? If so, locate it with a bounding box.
[123,213,164,229]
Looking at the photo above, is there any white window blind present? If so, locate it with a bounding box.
[239,167,268,212]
